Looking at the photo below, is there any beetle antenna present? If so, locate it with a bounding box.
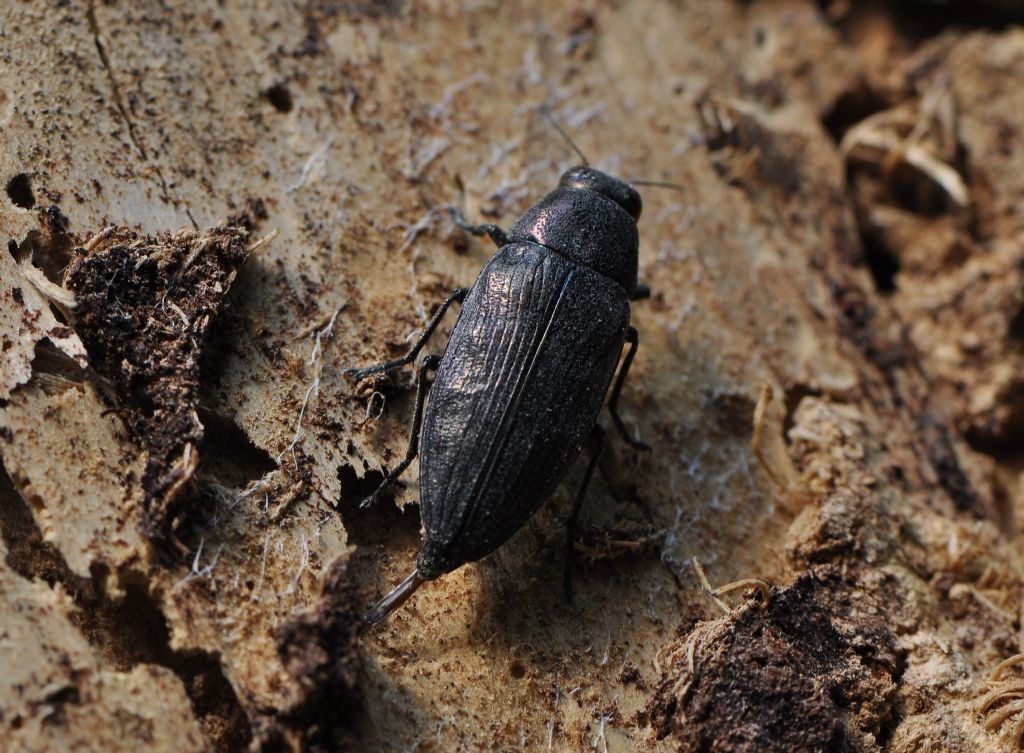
[541,108,590,166]
[363,569,426,626]
[629,179,687,192]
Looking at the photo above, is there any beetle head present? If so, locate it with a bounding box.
[507,165,641,294]
[559,167,642,222]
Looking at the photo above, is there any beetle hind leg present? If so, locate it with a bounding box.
[344,289,467,382]
[608,326,651,451]
[563,425,606,604]
[359,354,440,509]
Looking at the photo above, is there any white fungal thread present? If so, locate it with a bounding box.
[661,503,684,564]
[287,136,336,193]
[404,136,452,180]
[486,159,552,210]
[428,75,485,120]
[477,136,523,179]
[398,205,449,254]
[231,473,272,510]
[397,206,452,321]
[563,101,607,130]
[178,537,224,586]
[278,307,343,465]
[252,531,271,602]
[619,645,635,673]
[521,44,542,86]
[596,631,611,666]
[283,535,310,596]
[591,713,613,753]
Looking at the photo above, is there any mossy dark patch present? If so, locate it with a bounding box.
[65,227,251,541]
[648,566,899,753]
[255,558,365,753]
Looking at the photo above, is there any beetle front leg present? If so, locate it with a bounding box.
[448,207,509,248]
[564,424,605,604]
[344,289,468,381]
[608,326,651,451]
[359,354,441,509]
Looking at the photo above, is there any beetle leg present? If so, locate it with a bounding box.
[608,326,651,451]
[344,289,467,381]
[631,283,651,301]
[564,425,605,604]
[448,207,509,248]
[359,354,441,509]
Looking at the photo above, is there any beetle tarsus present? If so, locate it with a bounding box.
[363,570,427,626]
[608,326,650,451]
[358,355,440,508]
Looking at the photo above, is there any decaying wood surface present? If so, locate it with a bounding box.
[2,2,1024,751]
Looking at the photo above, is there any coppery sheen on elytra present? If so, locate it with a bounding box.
[351,167,647,624]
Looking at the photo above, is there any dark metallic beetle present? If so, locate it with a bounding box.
[347,165,649,625]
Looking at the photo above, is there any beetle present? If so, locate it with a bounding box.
[347,160,651,625]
